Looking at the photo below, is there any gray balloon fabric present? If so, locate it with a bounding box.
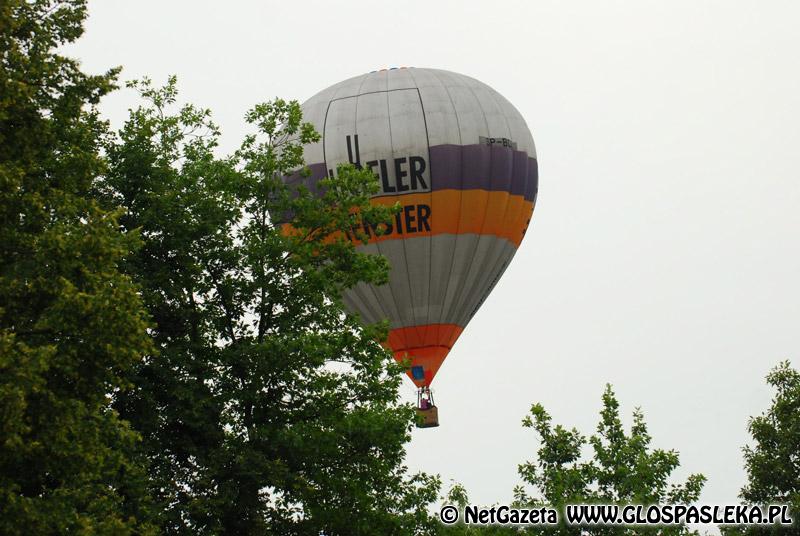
[286,68,538,387]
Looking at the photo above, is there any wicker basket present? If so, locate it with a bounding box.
[416,405,439,428]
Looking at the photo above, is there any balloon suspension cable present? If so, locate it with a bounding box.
[417,386,434,408]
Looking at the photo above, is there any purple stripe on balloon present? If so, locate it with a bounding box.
[510,151,529,198]
[489,145,513,192]
[285,144,538,201]
[284,163,328,196]
[428,144,536,201]
[460,144,491,188]
[525,157,539,203]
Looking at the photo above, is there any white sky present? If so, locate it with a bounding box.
[69,0,800,526]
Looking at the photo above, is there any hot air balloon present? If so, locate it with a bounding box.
[286,68,537,426]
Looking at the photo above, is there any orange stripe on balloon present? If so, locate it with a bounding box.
[386,323,463,350]
[281,189,533,247]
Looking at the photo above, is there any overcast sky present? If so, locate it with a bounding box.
[69,0,800,526]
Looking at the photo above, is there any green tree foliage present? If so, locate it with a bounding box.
[0,1,156,533]
[723,361,800,535]
[439,387,705,535]
[513,385,705,535]
[515,385,705,516]
[101,77,440,535]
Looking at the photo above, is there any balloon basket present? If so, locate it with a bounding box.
[415,387,439,428]
[416,405,439,428]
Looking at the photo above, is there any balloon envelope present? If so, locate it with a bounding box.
[288,68,538,387]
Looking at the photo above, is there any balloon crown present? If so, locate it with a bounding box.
[369,66,413,73]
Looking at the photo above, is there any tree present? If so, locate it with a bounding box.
[437,387,704,535]
[0,1,155,533]
[101,77,440,535]
[511,385,705,535]
[723,361,800,535]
